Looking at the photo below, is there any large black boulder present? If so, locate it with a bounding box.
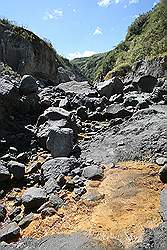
[133,75,157,93]
[19,75,38,96]
[96,77,124,99]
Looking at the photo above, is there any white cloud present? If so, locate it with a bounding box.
[98,0,111,7]
[129,0,139,4]
[44,9,63,20]
[68,50,96,60]
[93,26,103,35]
[98,0,140,7]
[73,8,77,13]
[98,0,122,7]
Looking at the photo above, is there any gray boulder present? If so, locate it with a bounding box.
[8,161,25,180]
[0,222,20,242]
[0,204,7,222]
[103,104,133,119]
[160,188,167,222]
[46,127,74,157]
[37,107,78,148]
[22,187,47,210]
[82,165,103,180]
[37,107,71,126]
[0,162,11,182]
[41,157,79,182]
[56,81,97,97]
[96,77,124,99]
[44,177,61,194]
[37,120,68,148]
[19,75,38,96]
[49,194,64,210]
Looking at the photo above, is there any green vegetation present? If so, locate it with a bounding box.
[72,3,167,82]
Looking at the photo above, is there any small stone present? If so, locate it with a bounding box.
[44,178,60,195]
[0,190,5,199]
[1,154,15,162]
[156,157,167,166]
[82,165,103,180]
[41,207,56,218]
[49,194,64,210]
[71,167,81,176]
[82,191,105,202]
[73,187,87,199]
[13,214,23,223]
[65,179,75,191]
[26,162,41,174]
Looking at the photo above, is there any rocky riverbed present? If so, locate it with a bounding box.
[0,57,167,249]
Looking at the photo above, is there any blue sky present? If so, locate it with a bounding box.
[1,0,159,59]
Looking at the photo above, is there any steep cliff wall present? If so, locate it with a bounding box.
[0,21,84,83]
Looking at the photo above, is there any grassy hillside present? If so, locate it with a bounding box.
[72,3,167,82]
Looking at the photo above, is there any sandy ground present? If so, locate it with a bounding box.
[20,161,164,248]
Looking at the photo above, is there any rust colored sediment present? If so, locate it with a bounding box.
[21,161,164,248]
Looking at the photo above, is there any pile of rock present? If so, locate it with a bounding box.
[0,63,167,244]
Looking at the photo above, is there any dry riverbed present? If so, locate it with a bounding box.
[21,161,164,248]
